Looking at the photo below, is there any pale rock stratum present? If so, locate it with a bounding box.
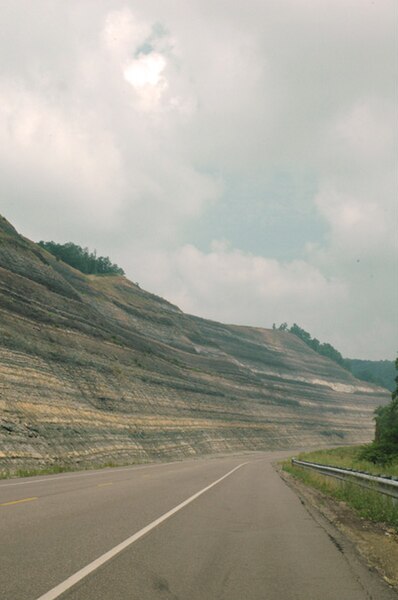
[0,215,389,472]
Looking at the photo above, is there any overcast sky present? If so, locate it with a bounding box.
[0,1,396,360]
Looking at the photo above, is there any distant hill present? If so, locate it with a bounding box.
[0,214,390,473]
[346,359,396,392]
[279,323,395,392]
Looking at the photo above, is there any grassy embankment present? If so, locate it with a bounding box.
[0,460,143,480]
[283,446,398,530]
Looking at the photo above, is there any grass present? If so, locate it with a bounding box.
[0,459,141,480]
[296,445,398,477]
[283,446,398,531]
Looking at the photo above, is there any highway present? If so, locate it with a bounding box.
[0,452,395,600]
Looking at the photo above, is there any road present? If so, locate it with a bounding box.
[0,452,396,600]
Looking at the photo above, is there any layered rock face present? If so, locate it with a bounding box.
[0,215,389,471]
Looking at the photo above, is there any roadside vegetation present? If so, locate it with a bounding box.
[0,460,141,480]
[360,357,398,465]
[293,445,398,477]
[0,464,78,480]
[284,358,398,529]
[283,459,398,530]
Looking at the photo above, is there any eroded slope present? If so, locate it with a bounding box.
[0,216,389,470]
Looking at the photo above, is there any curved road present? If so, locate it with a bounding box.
[0,452,396,600]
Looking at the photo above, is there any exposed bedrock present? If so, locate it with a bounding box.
[0,215,389,471]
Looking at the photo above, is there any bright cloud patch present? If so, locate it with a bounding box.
[124,53,166,88]
[124,53,167,110]
[0,1,395,359]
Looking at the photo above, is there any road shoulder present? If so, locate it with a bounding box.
[275,462,398,596]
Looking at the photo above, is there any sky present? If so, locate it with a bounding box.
[0,0,396,360]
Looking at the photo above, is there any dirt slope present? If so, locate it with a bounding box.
[0,215,389,471]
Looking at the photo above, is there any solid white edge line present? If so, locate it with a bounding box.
[35,462,247,600]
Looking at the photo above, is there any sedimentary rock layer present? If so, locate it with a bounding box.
[0,215,389,471]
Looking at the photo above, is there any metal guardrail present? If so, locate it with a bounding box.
[291,458,398,500]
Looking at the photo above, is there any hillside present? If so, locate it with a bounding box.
[284,322,395,391]
[0,215,390,472]
[346,359,396,392]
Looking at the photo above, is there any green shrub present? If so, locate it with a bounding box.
[38,241,124,276]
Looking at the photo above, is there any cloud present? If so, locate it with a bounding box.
[132,238,393,360]
[102,7,150,58]
[0,1,395,359]
[140,243,347,321]
[124,52,166,86]
[0,5,219,244]
[0,81,125,231]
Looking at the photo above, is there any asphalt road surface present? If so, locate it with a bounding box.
[0,452,396,600]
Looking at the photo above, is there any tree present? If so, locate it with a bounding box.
[290,323,312,344]
[288,323,348,368]
[38,241,125,276]
[361,357,398,464]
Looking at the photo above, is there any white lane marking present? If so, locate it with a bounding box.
[0,462,167,488]
[35,462,247,600]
